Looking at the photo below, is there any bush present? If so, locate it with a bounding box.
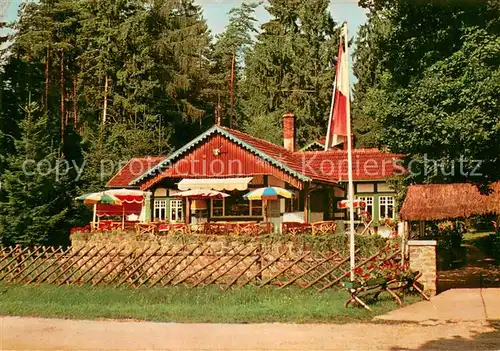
[70,230,390,258]
[418,220,466,269]
[271,233,389,257]
[492,233,500,264]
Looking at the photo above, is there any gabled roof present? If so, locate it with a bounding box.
[106,157,167,188]
[126,126,403,188]
[129,125,310,186]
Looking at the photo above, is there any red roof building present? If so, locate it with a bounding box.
[107,114,403,231]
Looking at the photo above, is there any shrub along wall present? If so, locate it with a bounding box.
[71,231,388,258]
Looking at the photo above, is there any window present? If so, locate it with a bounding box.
[210,198,264,217]
[379,196,394,219]
[211,199,224,217]
[225,196,250,216]
[154,200,167,221]
[250,200,263,216]
[357,196,374,218]
[170,199,184,222]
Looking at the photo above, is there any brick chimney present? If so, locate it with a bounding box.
[283,113,296,152]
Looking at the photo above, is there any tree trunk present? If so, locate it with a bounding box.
[45,48,50,111]
[73,76,77,128]
[60,48,65,146]
[99,75,109,151]
[229,53,235,128]
[102,75,108,131]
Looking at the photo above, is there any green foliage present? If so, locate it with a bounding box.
[354,0,500,185]
[0,108,86,246]
[240,0,339,146]
[209,2,261,128]
[418,220,466,269]
[0,0,216,244]
[280,233,388,257]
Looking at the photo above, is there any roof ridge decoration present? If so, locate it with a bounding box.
[299,140,325,151]
[129,125,310,186]
[297,148,391,155]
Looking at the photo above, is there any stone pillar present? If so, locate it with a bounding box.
[408,240,437,296]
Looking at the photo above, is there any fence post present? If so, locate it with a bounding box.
[256,242,262,283]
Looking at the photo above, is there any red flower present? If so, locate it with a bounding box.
[362,273,371,279]
[355,267,364,275]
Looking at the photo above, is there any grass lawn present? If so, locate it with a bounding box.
[462,231,494,243]
[0,283,421,323]
[462,231,496,258]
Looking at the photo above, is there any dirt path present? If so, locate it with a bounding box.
[439,244,500,291]
[1,316,499,350]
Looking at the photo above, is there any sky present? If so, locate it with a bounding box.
[3,0,367,36]
[2,0,367,81]
[196,0,367,37]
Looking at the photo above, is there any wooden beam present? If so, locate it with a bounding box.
[303,182,310,223]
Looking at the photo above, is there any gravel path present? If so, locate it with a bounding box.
[1,316,499,350]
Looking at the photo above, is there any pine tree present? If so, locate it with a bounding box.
[0,102,85,246]
[209,2,261,128]
[241,0,338,147]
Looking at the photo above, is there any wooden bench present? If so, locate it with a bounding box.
[343,271,430,311]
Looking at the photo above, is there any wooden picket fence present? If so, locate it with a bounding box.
[0,244,400,290]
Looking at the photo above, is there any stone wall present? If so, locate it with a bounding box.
[70,234,349,287]
[69,234,432,290]
[408,240,437,295]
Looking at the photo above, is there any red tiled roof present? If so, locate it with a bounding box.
[221,127,403,182]
[219,126,305,174]
[120,127,403,188]
[296,149,405,182]
[106,157,167,187]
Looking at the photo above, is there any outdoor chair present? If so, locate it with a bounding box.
[311,221,337,235]
[135,222,157,236]
[342,271,430,311]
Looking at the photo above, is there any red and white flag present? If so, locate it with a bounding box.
[325,25,349,149]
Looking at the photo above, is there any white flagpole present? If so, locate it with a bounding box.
[343,22,356,281]
[325,76,337,151]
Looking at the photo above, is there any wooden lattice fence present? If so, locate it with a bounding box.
[0,244,400,290]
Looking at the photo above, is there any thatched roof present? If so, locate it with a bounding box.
[400,182,500,221]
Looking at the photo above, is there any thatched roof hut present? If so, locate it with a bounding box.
[400,182,500,221]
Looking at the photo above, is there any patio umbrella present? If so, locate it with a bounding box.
[75,192,123,205]
[243,187,294,201]
[243,187,294,222]
[76,191,124,230]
